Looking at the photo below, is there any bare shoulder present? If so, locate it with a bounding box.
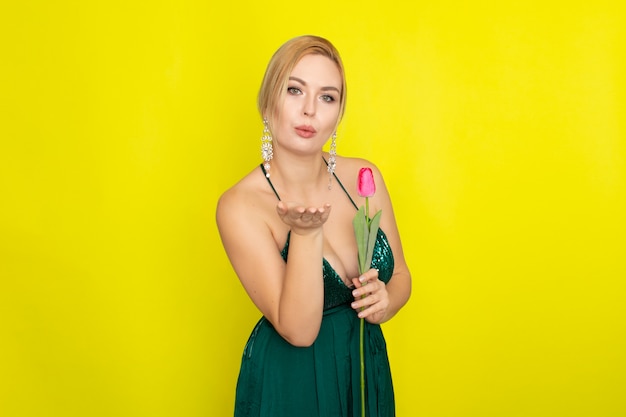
[216,165,270,223]
[335,155,382,175]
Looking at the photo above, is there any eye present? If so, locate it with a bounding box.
[321,94,336,103]
[287,86,302,95]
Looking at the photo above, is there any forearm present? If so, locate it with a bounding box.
[275,230,325,346]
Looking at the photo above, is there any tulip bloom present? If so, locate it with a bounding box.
[357,167,375,197]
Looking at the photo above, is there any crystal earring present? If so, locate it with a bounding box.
[327,132,337,189]
[261,118,273,178]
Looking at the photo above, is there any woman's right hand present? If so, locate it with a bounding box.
[276,201,331,235]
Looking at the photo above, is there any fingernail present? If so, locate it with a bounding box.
[359,276,365,283]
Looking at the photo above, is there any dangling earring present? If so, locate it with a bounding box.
[261,118,273,178]
[327,132,337,189]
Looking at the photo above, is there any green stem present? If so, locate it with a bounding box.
[361,196,368,417]
[359,197,370,417]
[360,317,365,417]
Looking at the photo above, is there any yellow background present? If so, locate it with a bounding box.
[1,1,625,416]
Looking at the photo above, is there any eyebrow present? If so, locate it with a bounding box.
[289,76,341,93]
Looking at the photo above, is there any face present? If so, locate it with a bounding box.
[269,54,342,158]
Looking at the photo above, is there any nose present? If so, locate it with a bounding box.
[303,95,316,117]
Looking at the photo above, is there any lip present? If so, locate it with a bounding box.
[294,125,317,138]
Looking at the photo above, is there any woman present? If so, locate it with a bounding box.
[216,35,411,417]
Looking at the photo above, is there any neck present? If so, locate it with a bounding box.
[269,153,329,197]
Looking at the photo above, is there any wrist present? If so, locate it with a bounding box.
[290,226,324,238]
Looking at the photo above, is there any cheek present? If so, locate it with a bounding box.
[278,97,298,118]
[321,107,341,128]
[270,116,292,142]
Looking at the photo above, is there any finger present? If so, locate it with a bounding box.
[352,282,372,299]
[357,280,368,295]
[352,296,380,318]
[360,268,379,283]
[355,293,386,315]
[362,308,386,322]
[358,306,376,319]
[357,279,386,299]
[312,210,327,224]
[351,298,366,311]
[351,292,372,310]
[289,207,306,221]
[278,202,299,219]
[276,201,287,216]
[304,206,330,224]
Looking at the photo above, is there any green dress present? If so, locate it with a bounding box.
[234,166,396,417]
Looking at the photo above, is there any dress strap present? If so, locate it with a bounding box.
[259,163,281,201]
[323,157,358,210]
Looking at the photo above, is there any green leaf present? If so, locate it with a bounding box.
[352,206,369,274]
[364,209,382,270]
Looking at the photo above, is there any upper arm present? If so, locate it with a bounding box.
[216,189,286,323]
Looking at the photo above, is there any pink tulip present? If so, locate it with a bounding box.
[357,167,375,197]
[354,166,381,417]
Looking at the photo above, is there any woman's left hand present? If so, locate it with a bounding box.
[350,268,389,324]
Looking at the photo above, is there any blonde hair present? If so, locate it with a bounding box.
[258,35,347,127]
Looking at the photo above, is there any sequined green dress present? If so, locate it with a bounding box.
[233,165,396,417]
